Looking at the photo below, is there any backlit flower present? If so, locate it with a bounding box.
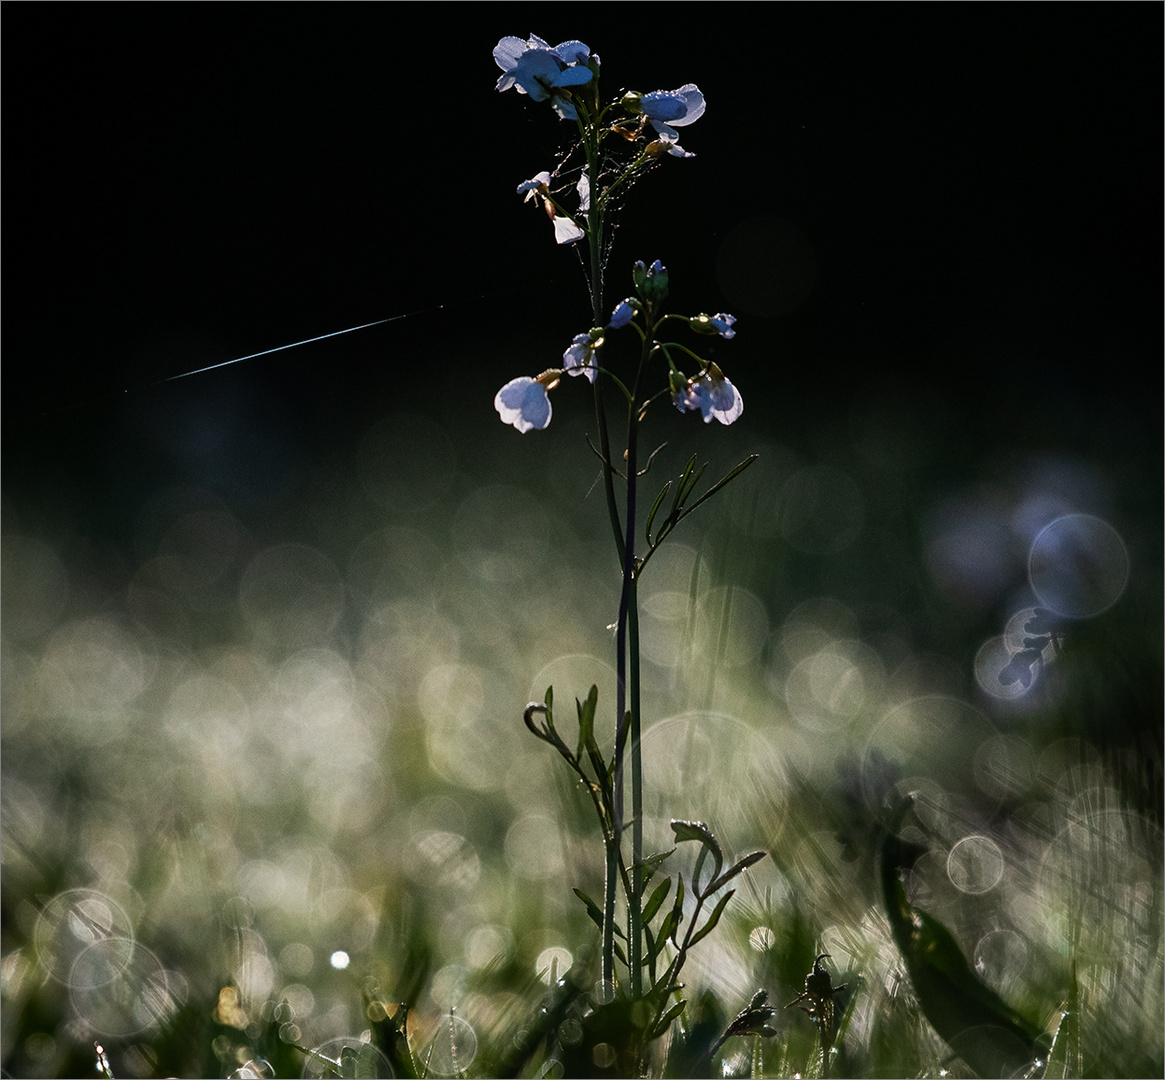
[495,374,555,433]
[494,35,595,120]
[641,84,705,140]
[563,333,598,382]
[609,300,634,329]
[690,312,737,339]
[675,362,743,425]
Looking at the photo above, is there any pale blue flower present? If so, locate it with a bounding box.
[690,312,737,339]
[563,333,598,382]
[496,376,553,433]
[675,363,743,425]
[609,300,634,329]
[641,84,705,140]
[494,35,595,120]
[517,171,552,200]
[708,313,736,339]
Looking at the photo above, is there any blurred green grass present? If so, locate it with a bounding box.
[2,406,1161,1078]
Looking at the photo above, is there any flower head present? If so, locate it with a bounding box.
[495,373,557,433]
[640,84,705,140]
[494,35,595,120]
[609,300,635,329]
[674,362,743,425]
[563,332,599,382]
[690,312,737,340]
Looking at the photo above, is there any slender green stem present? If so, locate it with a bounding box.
[619,323,655,1000]
[616,397,640,993]
[579,103,627,995]
[628,578,643,998]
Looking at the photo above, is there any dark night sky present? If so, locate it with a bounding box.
[4,6,1160,560]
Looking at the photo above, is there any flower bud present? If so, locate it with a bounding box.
[635,259,669,303]
[689,312,736,339]
[620,90,644,114]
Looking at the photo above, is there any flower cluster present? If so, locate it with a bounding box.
[673,362,744,425]
[494,35,595,120]
[496,33,706,241]
[495,260,742,432]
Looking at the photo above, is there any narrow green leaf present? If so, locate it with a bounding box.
[642,877,673,925]
[654,908,678,953]
[669,876,686,945]
[706,850,767,895]
[635,847,676,887]
[645,480,672,544]
[544,685,553,709]
[676,461,708,511]
[651,999,687,1039]
[576,684,599,763]
[677,454,759,523]
[650,956,679,996]
[574,887,604,932]
[670,456,696,517]
[688,889,735,948]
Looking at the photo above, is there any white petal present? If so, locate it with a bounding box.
[553,214,584,244]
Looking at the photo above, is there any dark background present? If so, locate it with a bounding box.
[4,6,1160,606]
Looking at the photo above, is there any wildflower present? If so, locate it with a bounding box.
[640,84,705,139]
[675,362,743,425]
[516,171,585,244]
[563,332,599,383]
[494,35,595,120]
[690,312,737,339]
[609,300,635,329]
[495,372,558,433]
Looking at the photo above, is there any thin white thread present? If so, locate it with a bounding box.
[130,305,444,391]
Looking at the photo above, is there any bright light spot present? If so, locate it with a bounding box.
[749,926,774,951]
[973,636,1034,700]
[535,945,573,985]
[329,950,349,970]
[1029,513,1129,617]
[592,1042,617,1069]
[947,835,1005,894]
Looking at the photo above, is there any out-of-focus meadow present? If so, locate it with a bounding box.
[4,389,1161,1076]
[3,8,1161,1078]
